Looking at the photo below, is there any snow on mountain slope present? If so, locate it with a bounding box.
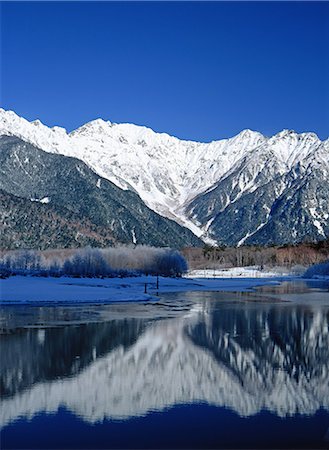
[0,109,265,236]
[266,129,322,168]
[185,130,329,245]
[0,109,327,243]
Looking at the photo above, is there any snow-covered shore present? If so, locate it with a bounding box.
[0,274,285,304]
[186,266,292,278]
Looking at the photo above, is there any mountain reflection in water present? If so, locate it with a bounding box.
[1,291,329,427]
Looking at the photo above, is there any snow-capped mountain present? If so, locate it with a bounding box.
[0,136,201,249]
[0,108,328,246]
[187,132,329,245]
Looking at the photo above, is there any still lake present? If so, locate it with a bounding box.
[1,280,329,449]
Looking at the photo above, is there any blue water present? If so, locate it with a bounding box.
[1,282,329,449]
[3,406,329,449]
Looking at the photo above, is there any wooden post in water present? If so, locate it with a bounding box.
[144,283,147,294]
[156,275,159,290]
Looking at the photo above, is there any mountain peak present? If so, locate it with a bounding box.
[237,128,261,138]
[84,118,112,128]
[70,118,113,137]
[31,119,43,127]
[273,129,321,142]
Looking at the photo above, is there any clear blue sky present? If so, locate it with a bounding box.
[1,1,328,140]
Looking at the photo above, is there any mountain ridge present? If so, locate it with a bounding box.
[1,109,328,246]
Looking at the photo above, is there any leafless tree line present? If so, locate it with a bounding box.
[182,240,329,271]
[0,245,188,278]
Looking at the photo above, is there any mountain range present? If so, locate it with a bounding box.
[0,108,328,248]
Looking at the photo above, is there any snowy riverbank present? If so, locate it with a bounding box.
[186,266,293,278]
[0,274,286,304]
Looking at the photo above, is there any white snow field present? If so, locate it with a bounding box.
[186,266,292,278]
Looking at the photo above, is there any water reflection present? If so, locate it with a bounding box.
[0,319,147,398]
[1,292,329,427]
[256,279,329,294]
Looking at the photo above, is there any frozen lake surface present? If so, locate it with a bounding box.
[1,279,329,449]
